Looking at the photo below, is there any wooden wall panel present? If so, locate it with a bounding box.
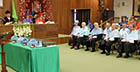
[0,0,73,34]
[0,0,19,18]
[70,0,114,23]
[0,0,12,17]
[52,0,72,34]
[0,0,113,35]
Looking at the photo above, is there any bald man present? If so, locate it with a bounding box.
[85,22,103,52]
[103,24,120,56]
[70,20,81,49]
[117,25,137,58]
[76,22,90,50]
[99,23,111,54]
[116,24,130,58]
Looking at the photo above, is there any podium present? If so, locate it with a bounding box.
[0,32,14,72]
[0,24,58,39]
[0,40,9,72]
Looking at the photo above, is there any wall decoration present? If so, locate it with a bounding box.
[133,0,140,16]
[98,0,104,11]
[122,2,125,6]
[0,0,3,7]
[122,1,129,7]
[19,0,27,21]
[18,0,53,21]
[115,2,121,8]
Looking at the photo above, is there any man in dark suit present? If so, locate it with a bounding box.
[3,10,15,25]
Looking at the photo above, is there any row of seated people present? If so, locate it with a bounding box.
[69,21,140,58]
[0,10,49,25]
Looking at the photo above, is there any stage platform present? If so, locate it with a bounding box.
[40,34,70,44]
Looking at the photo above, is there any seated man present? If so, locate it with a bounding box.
[35,13,45,24]
[42,12,48,22]
[76,22,90,50]
[85,22,103,52]
[69,20,81,49]
[117,25,137,58]
[32,13,38,24]
[128,18,137,27]
[103,24,120,56]
[86,20,94,32]
[135,26,140,55]
[103,23,111,36]
[22,13,32,23]
[3,10,15,25]
[119,24,130,39]
[117,24,130,58]
[99,23,111,54]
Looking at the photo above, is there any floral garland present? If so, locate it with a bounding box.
[19,0,27,21]
[13,22,32,37]
[19,0,53,21]
[43,0,53,20]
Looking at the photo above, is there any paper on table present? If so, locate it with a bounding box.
[92,36,97,38]
[47,45,57,47]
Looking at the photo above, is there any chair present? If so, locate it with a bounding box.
[68,37,73,46]
[95,34,104,51]
[127,40,138,57]
[81,34,104,50]
[111,38,120,54]
[134,40,139,55]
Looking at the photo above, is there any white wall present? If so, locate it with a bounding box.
[114,0,133,17]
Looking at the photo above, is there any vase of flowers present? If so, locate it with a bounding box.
[13,22,32,38]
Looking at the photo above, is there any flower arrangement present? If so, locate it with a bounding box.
[13,22,32,38]
[11,22,45,48]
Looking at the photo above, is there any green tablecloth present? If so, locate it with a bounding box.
[0,42,60,72]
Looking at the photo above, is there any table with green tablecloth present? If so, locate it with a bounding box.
[0,42,60,72]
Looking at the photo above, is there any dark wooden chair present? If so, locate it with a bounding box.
[111,38,120,54]
[134,40,138,55]
[95,34,104,51]
[68,37,73,46]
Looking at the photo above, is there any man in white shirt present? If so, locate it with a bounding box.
[136,26,140,55]
[70,20,81,49]
[117,25,137,58]
[104,24,120,56]
[99,23,111,54]
[85,22,103,52]
[76,22,90,50]
[117,24,130,58]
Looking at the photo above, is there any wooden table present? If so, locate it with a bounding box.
[0,24,58,39]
